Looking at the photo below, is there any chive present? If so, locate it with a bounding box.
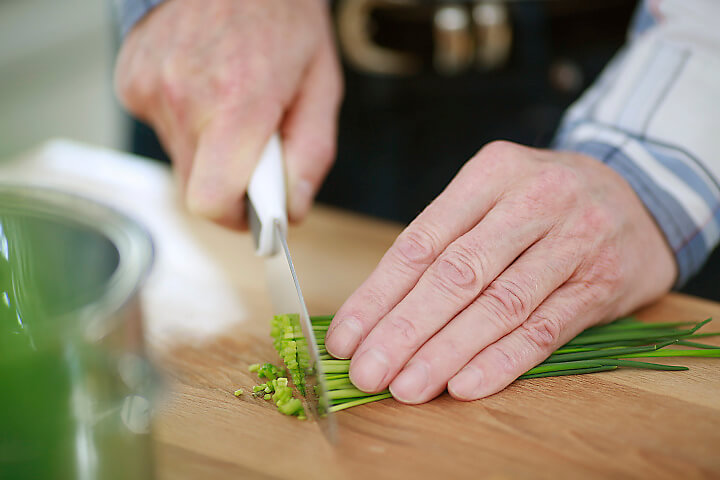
[325,378,355,390]
[611,349,720,359]
[544,341,676,363]
[252,315,717,418]
[327,388,381,400]
[583,321,695,332]
[519,365,618,379]
[328,393,393,413]
[525,359,687,375]
[322,363,352,374]
[321,359,351,365]
[565,318,712,346]
[686,332,720,339]
[676,340,720,349]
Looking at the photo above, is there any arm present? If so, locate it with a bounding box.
[113,0,342,228]
[324,0,719,404]
[554,0,720,286]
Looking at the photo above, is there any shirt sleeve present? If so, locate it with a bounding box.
[553,0,720,287]
[113,0,166,37]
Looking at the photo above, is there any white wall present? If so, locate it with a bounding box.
[0,0,127,158]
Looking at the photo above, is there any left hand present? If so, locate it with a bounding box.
[325,141,677,403]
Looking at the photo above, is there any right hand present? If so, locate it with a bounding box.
[115,0,343,229]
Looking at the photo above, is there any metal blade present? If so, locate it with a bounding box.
[265,221,337,443]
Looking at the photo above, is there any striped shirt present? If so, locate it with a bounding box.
[116,0,720,287]
[554,0,720,286]
[114,0,165,37]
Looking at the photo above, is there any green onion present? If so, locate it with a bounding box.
[235,315,717,417]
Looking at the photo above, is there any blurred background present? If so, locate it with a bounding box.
[0,0,125,158]
[0,0,716,299]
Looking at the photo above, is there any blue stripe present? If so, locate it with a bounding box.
[645,143,720,220]
[117,0,165,37]
[629,0,658,39]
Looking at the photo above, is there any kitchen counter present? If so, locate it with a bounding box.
[2,140,719,479]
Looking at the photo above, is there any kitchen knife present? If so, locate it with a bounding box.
[246,134,337,443]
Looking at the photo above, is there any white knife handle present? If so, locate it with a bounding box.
[247,134,287,256]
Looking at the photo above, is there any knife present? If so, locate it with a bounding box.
[246,134,337,443]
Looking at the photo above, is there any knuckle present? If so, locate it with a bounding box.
[521,313,563,351]
[115,65,153,115]
[435,246,480,290]
[482,278,532,326]
[492,345,522,376]
[579,204,616,236]
[480,140,520,160]
[359,286,387,314]
[434,337,466,364]
[393,227,440,269]
[470,140,522,175]
[386,315,419,346]
[524,165,582,210]
[159,59,188,114]
[578,248,624,296]
[314,138,336,168]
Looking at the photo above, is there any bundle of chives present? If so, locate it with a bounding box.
[239,315,719,417]
[312,315,392,413]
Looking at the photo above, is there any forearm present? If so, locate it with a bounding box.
[553,0,720,286]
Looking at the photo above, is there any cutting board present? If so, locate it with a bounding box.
[2,140,719,479]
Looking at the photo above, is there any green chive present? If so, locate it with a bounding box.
[328,393,393,413]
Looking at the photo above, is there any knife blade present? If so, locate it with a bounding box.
[246,134,337,443]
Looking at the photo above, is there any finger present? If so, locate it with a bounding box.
[447,283,606,401]
[282,43,343,222]
[347,197,558,394]
[388,236,583,404]
[326,142,523,359]
[185,99,282,230]
[151,105,198,188]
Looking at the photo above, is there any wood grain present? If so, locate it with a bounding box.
[151,208,720,480]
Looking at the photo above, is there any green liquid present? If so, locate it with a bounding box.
[0,214,154,480]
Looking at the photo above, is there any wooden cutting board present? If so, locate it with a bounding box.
[4,140,718,480]
[151,208,720,480]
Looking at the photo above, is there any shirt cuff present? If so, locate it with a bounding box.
[554,123,720,288]
[114,0,166,37]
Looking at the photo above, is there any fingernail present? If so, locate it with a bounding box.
[389,361,429,404]
[325,317,363,359]
[350,349,389,393]
[448,365,484,400]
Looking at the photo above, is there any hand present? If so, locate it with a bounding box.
[115,0,342,228]
[325,141,677,403]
